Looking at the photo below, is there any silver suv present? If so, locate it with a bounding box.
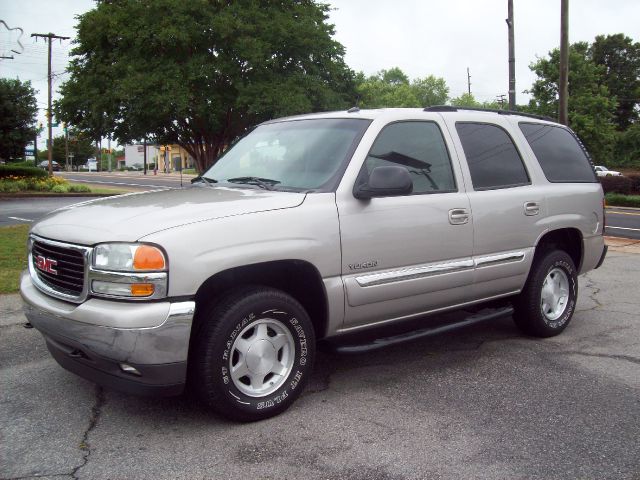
[21,107,607,421]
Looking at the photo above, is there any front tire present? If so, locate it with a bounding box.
[514,250,578,337]
[191,287,315,421]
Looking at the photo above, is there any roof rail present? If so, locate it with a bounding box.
[423,105,554,122]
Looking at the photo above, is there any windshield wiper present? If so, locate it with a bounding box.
[191,176,218,186]
[226,176,280,190]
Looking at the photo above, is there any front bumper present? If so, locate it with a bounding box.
[20,271,194,396]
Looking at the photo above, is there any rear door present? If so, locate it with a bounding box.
[443,115,547,300]
[336,119,475,330]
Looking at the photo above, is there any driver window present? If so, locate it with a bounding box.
[362,121,456,194]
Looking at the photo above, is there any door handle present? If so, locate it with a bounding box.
[449,208,470,225]
[524,201,540,216]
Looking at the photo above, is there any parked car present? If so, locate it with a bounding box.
[595,165,622,177]
[21,107,607,421]
[38,160,61,171]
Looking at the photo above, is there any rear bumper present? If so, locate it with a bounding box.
[20,271,194,396]
[595,244,608,269]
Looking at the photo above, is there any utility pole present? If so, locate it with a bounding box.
[143,138,147,175]
[506,0,516,110]
[108,136,112,172]
[467,67,471,95]
[64,124,69,171]
[559,0,569,125]
[31,33,70,176]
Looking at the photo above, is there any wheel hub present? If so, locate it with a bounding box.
[540,267,570,322]
[246,340,277,375]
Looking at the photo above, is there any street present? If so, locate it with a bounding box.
[59,171,195,190]
[1,243,639,479]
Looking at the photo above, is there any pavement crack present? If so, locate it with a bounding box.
[70,386,105,480]
[555,351,640,365]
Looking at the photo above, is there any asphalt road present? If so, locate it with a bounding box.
[1,247,639,479]
[0,197,102,227]
[59,171,194,190]
[605,207,640,240]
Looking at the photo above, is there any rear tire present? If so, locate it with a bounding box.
[191,287,315,421]
[514,250,578,337]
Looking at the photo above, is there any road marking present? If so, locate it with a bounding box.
[605,226,640,232]
[8,216,33,222]
[606,211,640,216]
[69,179,172,189]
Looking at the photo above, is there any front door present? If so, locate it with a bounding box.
[336,120,475,330]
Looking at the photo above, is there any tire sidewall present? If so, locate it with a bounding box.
[205,295,314,419]
[537,253,577,331]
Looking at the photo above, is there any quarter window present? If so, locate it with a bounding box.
[519,123,597,183]
[456,122,530,190]
[361,121,456,194]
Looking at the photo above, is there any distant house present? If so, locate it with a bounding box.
[124,144,158,169]
[124,143,195,172]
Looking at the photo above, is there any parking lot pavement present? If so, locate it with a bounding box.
[2,250,639,480]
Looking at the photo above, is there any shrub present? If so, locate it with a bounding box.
[51,184,69,193]
[0,165,48,179]
[68,183,91,192]
[605,193,640,208]
[599,175,635,195]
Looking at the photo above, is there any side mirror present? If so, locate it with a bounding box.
[354,166,413,199]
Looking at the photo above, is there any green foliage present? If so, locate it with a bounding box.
[449,93,503,110]
[605,193,640,208]
[356,68,449,108]
[591,34,640,130]
[0,165,48,179]
[527,42,617,164]
[51,131,96,168]
[0,224,29,294]
[0,79,38,161]
[56,0,356,172]
[614,123,640,168]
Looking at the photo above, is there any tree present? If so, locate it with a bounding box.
[591,34,640,130]
[0,78,38,161]
[356,68,449,108]
[527,42,617,164]
[56,0,356,173]
[51,131,95,169]
[449,92,502,110]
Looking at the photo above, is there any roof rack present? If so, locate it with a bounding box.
[423,105,554,122]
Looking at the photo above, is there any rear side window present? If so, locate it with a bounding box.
[362,121,456,194]
[455,122,530,190]
[519,123,597,183]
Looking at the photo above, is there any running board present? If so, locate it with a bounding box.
[333,306,514,354]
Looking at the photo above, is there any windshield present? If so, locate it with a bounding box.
[201,118,370,191]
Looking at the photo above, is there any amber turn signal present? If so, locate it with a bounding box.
[130,283,155,297]
[133,245,165,270]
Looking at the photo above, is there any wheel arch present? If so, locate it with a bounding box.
[534,227,583,271]
[191,259,329,341]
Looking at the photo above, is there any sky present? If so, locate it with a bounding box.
[1,0,639,145]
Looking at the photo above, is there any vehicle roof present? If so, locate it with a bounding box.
[263,107,559,126]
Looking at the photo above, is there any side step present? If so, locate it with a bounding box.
[333,306,514,354]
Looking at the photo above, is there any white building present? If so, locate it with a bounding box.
[124,144,159,168]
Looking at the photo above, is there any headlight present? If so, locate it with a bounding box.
[90,243,167,299]
[93,243,166,271]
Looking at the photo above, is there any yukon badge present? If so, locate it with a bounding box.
[348,260,378,270]
[36,255,58,275]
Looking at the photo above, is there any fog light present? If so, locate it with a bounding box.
[92,280,133,296]
[119,363,141,376]
[130,283,155,297]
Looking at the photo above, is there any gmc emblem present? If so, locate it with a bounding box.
[36,255,58,275]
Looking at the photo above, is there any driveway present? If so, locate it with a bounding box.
[1,245,639,479]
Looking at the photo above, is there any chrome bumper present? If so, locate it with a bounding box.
[20,271,194,395]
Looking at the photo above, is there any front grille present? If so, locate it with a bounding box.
[32,240,86,296]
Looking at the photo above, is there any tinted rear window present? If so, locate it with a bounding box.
[519,123,597,183]
[455,122,530,190]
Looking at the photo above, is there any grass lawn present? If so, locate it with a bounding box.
[0,224,29,294]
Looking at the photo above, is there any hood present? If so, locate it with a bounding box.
[31,186,306,245]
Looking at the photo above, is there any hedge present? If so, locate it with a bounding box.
[0,165,48,179]
[605,193,640,208]
[599,174,640,195]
